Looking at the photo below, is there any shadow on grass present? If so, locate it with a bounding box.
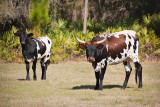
[72,85,131,90]
[17,79,27,81]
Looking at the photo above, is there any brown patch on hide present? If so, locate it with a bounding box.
[107,34,127,60]
[133,34,139,41]
[128,35,131,39]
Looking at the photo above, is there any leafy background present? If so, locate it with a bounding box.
[0,0,160,63]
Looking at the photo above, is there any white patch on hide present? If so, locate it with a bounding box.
[95,58,106,72]
[94,30,140,72]
[107,30,139,65]
[99,34,106,38]
[26,58,34,62]
[107,56,124,65]
[124,62,132,72]
[106,45,109,51]
[36,36,52,62]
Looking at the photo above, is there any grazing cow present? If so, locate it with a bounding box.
[14,30,52,80]
[74,30,142,90]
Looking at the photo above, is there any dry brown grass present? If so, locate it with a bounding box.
[0,61,160,107]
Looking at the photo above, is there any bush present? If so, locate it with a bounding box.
[143,13,160,36]
[0,13,160,63]
[0,28,22,62]
[47,19,95,63]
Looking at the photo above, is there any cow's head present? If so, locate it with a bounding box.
[74,32,107,63]
[14,30,33,45]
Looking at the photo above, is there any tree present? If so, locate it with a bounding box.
[72,0,77,22]
[29,0,50,35]
[0,0,29,33]
[83,0,88,34]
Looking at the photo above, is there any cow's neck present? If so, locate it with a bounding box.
[95,47,108,62]
[21,38,34,50]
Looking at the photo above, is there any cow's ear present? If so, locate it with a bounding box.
[28,33,33,37]
[14,33,19,37]
[79,44,86,49]
[96,44,103,49]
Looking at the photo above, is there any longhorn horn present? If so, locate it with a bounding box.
[74,31,86,44]
[20,21,26,30]
[96,32,109,44]
[13,27,18,33]
[96,37,106,44]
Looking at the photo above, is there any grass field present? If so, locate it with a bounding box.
[0,61,160,107]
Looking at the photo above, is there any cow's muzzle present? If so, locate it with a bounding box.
[87,57,95,63]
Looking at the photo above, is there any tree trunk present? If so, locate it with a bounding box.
[83,0,88,34]
[72,0,77,22]
[54,0,57,22]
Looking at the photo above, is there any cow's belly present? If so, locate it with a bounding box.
[107,56,127,65]
[94,56,129,72]
[25,58,34,62]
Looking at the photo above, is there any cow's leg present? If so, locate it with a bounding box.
[43,60,50,80]
[99,65,107,90]
[94,71,100,90]
[131,55,142,88]
[93,62,100,90]
[41,54,50,80]
[93,62,107,90]
[134,62,142,88]
[32,59,37,80]
[40,58,45,80]
[25,61,30,80]
[41,57,50,80]
[122,61,132,89]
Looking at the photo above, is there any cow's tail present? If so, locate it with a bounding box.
[135,69,138,84]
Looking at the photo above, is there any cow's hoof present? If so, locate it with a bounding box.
[121,87,125,90]
[41,78,46,80]
[26,76,30,80]
[33,78,37,80]
[33,76,37,80]
[26,78,30,81]
[138,85,142,89]
[94,87,102,90]
[98,87,103,90]
[94,86,99,90]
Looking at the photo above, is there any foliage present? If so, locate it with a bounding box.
[144,13,160,36]
[29,0,51,36]
[0,28,22,62]
[47,14,160,63]
[47,19,95,63]
[0,13,160,63]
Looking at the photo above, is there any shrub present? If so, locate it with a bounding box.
[0,28,22,62]
[0,13,160,63]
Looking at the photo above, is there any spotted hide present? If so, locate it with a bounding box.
[14,30,52,80]
[74,30,142,90]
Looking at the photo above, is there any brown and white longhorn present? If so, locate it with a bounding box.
[74,30,142,90]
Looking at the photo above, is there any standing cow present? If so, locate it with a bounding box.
[14,30,52,80]
[74,30,142,90]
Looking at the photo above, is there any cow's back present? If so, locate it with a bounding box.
[36,36,52,59]
[106,30,139,65]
